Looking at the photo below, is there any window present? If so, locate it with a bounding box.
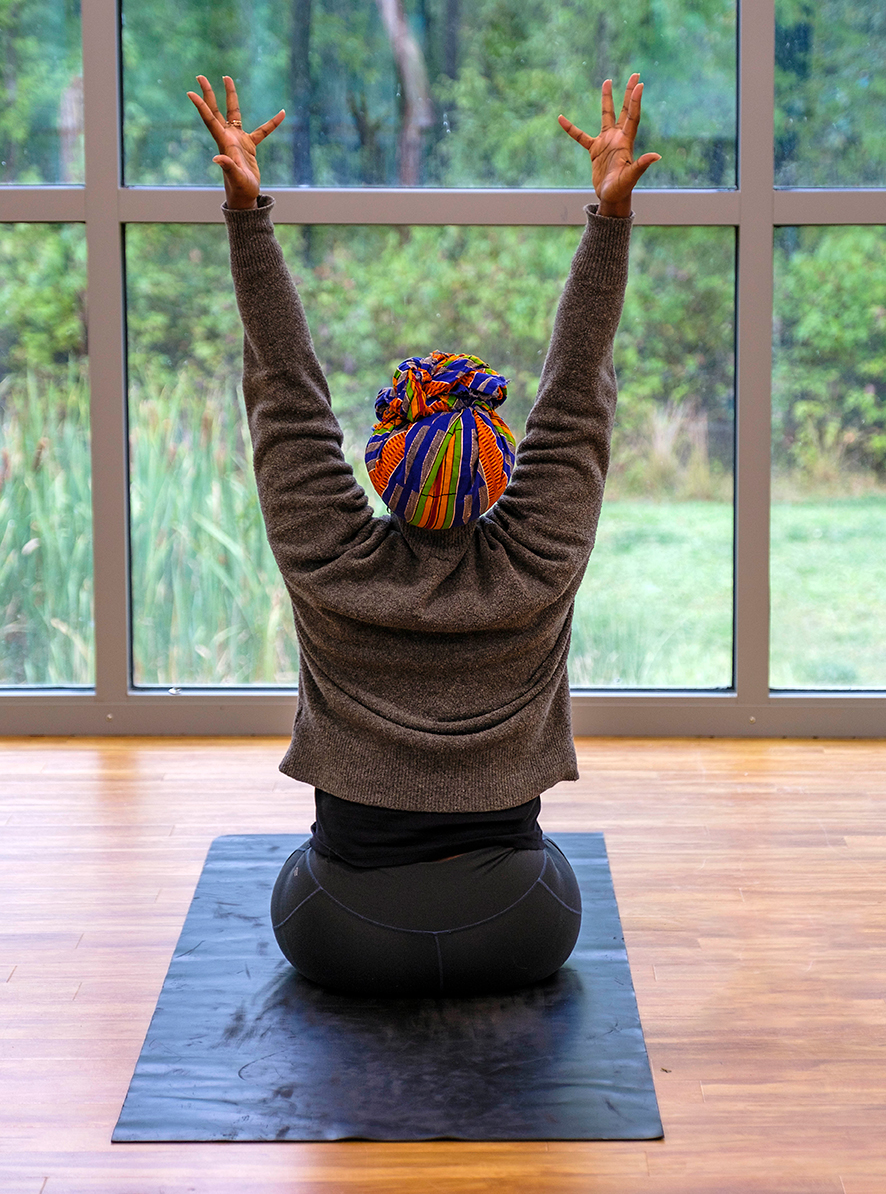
[123,0,736,189]
[771,224,886,690]
[0,225,91,685]
[1,0,883,735]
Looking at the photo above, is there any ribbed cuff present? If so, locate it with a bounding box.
[222,193,275,218]
[568,203,634,285]
[223,195,278,272]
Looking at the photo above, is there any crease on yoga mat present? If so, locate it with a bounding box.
[113,833,663,1142]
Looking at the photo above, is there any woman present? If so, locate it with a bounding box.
[188,73,659,996]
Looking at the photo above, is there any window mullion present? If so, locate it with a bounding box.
[82,0,130,706]
[734,0,776,709]
[115,187,744,228]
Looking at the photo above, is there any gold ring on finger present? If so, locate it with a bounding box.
[225,119,243,128]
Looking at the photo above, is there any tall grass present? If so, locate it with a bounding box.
[6,360,886,689]
[0,365,93,685]
[5,360,885,689]
[128,367,299,686]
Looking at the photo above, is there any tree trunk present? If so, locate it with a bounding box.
[444,0,459,80]
[290,0,313,185]
[349,92,385,185]
[374,0,434,185]
[59,75,84,183]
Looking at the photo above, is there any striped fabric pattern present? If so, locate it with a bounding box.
[365,352,517,530]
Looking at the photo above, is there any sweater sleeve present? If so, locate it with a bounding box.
[223,197,374,575]
[486,205,632,586]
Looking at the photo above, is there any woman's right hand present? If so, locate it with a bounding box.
[187,75,285,210]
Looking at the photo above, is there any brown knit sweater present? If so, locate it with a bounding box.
[224,197,632,812]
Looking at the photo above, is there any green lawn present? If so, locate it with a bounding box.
[571,497,886,690]
[572,501,734,688]
[770,498,886,689]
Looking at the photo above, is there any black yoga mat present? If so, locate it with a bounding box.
[113,833,662,1142]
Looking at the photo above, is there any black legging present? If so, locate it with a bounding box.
[270,838,581,997]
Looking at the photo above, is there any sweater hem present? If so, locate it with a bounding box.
[278,756,580,814]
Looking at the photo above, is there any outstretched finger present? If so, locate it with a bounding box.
[251,109,286,145]
[623,81,644,142]
[600,79,617,130]
[617,73,640,129]
[222,76,243,126]
[558,114,594,151]
[196,75,223,124]
[187,89,226,147]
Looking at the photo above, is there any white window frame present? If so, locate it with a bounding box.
[1,0,884,736]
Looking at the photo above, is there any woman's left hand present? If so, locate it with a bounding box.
[187,75,285,210]
[559,74,661,217]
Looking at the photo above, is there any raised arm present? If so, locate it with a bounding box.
[188,78,374,580]
[488,77,660,579]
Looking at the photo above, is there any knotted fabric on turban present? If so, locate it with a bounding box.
[365,352,517,530]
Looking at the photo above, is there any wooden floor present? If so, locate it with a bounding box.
[1,736,884,1193]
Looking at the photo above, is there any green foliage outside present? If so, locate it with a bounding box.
[1,0,885,687]
[0,364,92,684]
[0,0,82,183]
[120,0,736,189]
[7,0,886,189]
[0,224,91,684]
[128,371,299,686]
[775,0,886,186]
[4,217,886,687]
[773,226,886,486]
[573,501,733,688]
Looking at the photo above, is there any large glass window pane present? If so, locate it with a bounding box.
[771,226,886,689]
[127,221,734,689]
[0,223,92,685]
[0,0,83,184]
[123,0,736,188]
[775,2,886,186]
[125,224,293,687]
[572,227,735,687]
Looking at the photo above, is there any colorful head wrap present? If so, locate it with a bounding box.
[365,352,516,531]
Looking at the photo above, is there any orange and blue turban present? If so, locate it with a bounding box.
[365,352,517,530]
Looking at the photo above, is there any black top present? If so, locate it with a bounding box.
[309,789,544,868]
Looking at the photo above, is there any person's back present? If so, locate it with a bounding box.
[188,70,659,995]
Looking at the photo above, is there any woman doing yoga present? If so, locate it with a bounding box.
[188,73,660,997]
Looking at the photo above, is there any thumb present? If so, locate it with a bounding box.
[629,152,661,182]
[213,155,254,193]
